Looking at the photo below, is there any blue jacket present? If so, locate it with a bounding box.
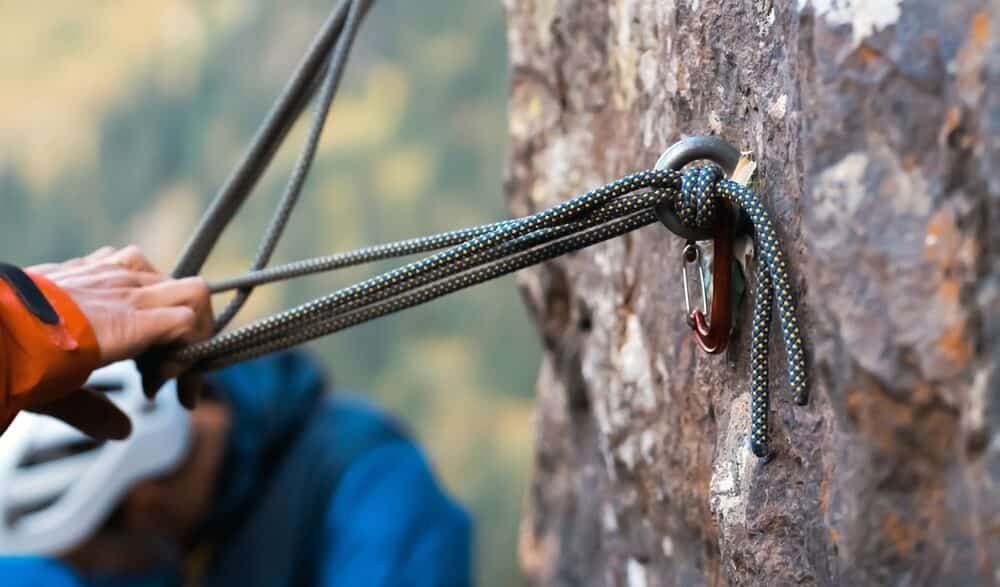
[0,352,473,586]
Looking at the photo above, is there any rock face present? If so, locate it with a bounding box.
[503,1,999,585]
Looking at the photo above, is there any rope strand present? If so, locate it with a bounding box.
[199,209,661,370]
[182,188,671,362]
[176,169,683,362]
[183,165,807,457]
[209,219,513,293]
[214,0,371,331]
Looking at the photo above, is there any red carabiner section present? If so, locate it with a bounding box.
[688,206,734,354]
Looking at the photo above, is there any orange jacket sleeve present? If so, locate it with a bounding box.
[0,270,101,432]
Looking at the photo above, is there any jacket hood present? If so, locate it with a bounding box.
[200,351,328,535]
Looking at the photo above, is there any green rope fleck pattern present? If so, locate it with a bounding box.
[186,165,806,457]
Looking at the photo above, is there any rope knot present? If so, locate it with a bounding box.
[673,164,726,234]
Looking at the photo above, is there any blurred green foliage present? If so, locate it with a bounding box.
[0,1,537,584]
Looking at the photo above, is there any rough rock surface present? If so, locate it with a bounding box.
[503,1,999,585]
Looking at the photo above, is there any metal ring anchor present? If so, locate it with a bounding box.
[653,135,741,241]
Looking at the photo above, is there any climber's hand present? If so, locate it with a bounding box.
[29,245,214,371]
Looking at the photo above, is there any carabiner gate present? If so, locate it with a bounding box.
[681,242,708,327]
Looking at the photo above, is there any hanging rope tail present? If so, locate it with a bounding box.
[136,1,806,458]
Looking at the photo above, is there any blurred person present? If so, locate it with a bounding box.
[0,351,472,587]
[0,246,213,439]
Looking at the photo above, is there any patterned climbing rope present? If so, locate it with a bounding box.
[136,0,804,457]
[184,164,806,457]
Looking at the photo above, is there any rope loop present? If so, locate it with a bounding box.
[674,164,724,234]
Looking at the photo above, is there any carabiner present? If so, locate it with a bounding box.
[656,135,741,354]
[689,207,734,354]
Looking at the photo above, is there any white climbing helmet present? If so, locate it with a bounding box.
[0,360,192,555]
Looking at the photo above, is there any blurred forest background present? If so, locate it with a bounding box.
[0,1,538,584]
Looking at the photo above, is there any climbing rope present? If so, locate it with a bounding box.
[213,0,369,331]
[187,166,806,456]
[185,185,671,364]
[169,0,372,281]
[135,0,371,390]
[141,0,808,457]
[200,208,662,370]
